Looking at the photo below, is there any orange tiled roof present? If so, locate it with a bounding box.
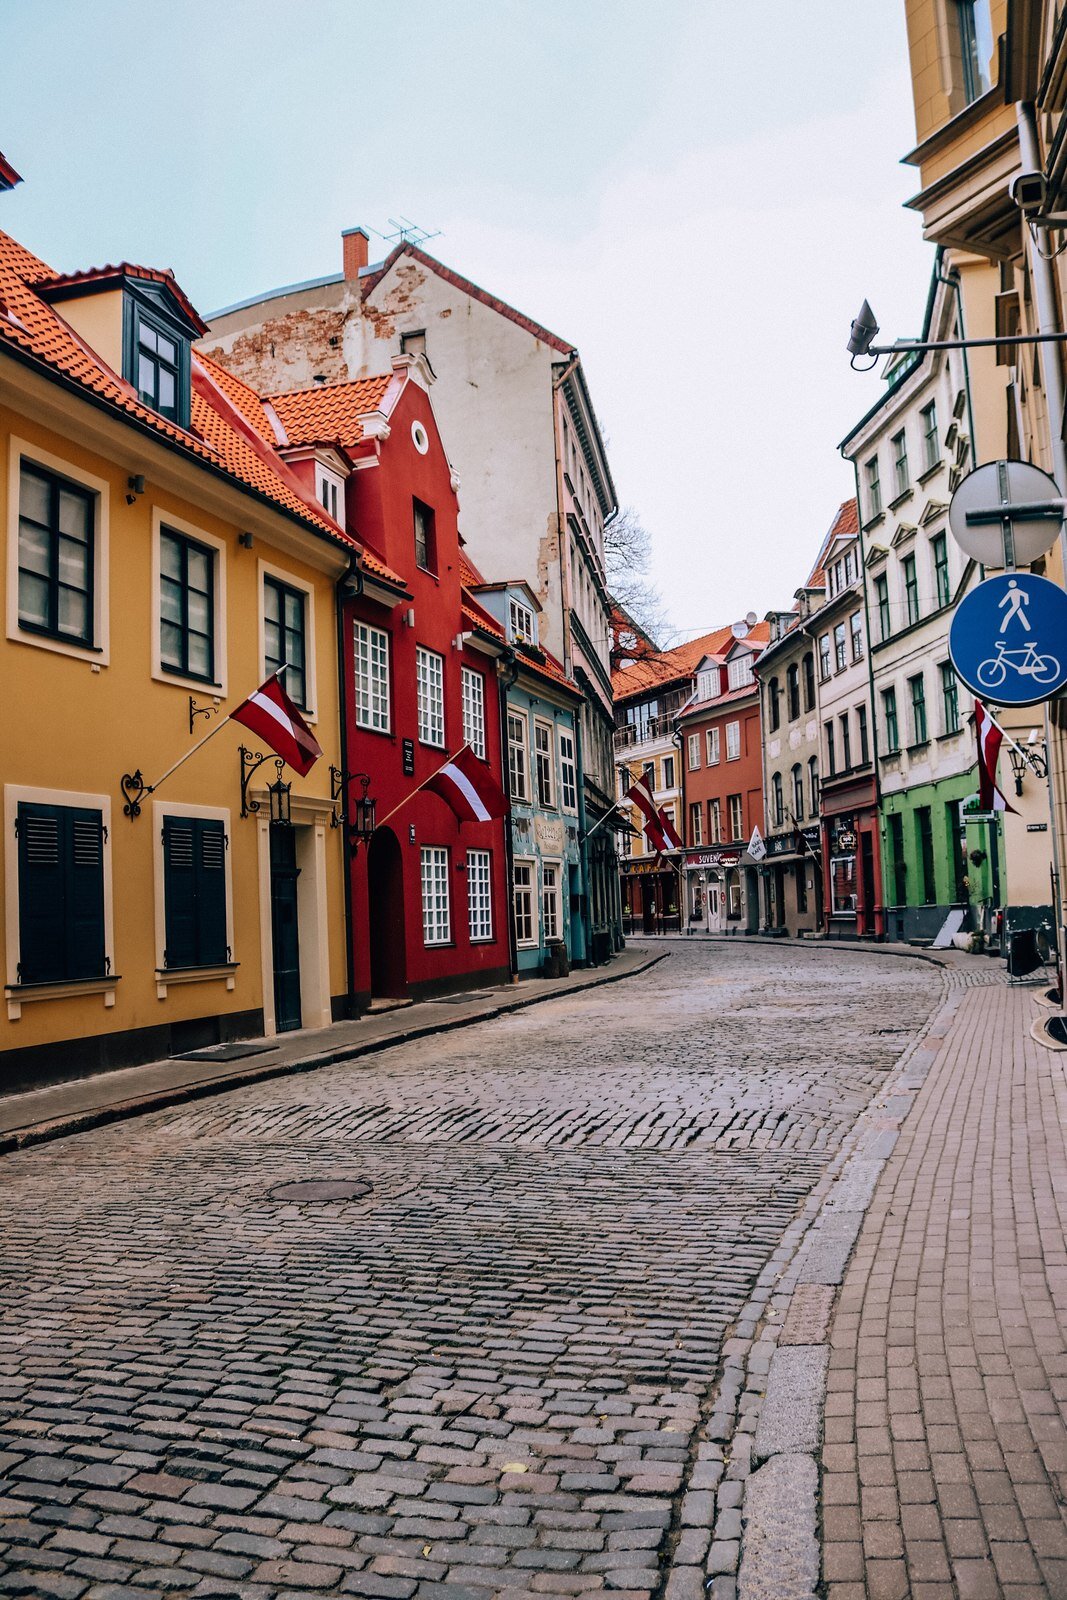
[807,498,857,590]
[612,625,735,702]
[33,261,208,335]
[0,228,372,557]
[269,376,394,448]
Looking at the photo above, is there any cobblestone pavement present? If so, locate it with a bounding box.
[821,976,1067,1600]
[0,943,940,1600]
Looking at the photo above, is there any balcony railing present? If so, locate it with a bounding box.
[614,714,678,750]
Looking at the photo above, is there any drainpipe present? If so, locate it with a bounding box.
[1016,103,1067,981]
[848,456,885,939]
[675,716,689,934]
[497,647,520,981]
[552,354,581,678]
[336,555,361,1017]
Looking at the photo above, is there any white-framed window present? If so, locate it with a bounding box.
[508,710,529,801]
[706,727,720,765]
[461,666,486,759]
[421,846,451,945]
[4,784,116,1018]
[687,732,700,771]
[728,794,743,839]
[467,849,493,943]
[151,510,228,694]
[416,646,445,746]
[690,802,703,845]
[727,654,754,690]
[260,561,316,719]
[354,622,390,732]
[513,858,536,946]
[534,719,554,808]
[710,798,722,843]
[559,728,578,812]
[509,597,535,644]
[10,443,112,667]
[319,471,344,527]
[542,861,561,942]
[697,668,717,701]
[726,720,741,760]
[662,755,675,789]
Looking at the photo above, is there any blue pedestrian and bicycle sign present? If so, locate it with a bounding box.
[949,573,1067,706]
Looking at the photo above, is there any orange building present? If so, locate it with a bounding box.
[676,624,769,934]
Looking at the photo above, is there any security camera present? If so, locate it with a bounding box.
[1011,171,1047,215]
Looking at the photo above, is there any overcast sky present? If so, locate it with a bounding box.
[2,0,933,640]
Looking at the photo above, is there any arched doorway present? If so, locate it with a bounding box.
[366,827,406,998]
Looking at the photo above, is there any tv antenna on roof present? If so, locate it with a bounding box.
[374,216,443,248]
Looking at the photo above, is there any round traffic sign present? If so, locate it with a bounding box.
[948,459,1063,565]
[949,573,1067,706]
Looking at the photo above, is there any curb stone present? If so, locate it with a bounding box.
[0,949,669,1155]
[673,968,963,1600]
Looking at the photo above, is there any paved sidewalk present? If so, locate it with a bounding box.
[820,973,1067,1599]
[0,946,662,1153]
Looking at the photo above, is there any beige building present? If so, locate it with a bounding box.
[201,232,623,960]
[899,0,1064,949]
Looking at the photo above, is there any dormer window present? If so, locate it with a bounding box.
[320,476,339,521]
[727,654,754,690]
[509,597,536,645]
[135,313,181,419]
[696,668,717,701]
[121,282,199,429]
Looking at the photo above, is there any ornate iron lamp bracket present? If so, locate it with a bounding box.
[121,770,152,819]
[240,746,271,817]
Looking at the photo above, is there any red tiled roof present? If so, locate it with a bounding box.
[270,376,394,448]
[0,228,374,558]
[807,498,857,589]
[612,625,735,701]
[33,261,208,335]
[361,243,573,356]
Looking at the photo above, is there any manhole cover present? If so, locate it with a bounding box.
[269,1179,372,1202]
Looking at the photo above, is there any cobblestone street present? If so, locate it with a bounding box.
[0,944,941,1600]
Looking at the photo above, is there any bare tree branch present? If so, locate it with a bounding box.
[604,505,670,646]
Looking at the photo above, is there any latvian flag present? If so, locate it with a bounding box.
[626,772,683,852]
[422,744,508,823]
[230,672,323,777]
[975,699,1016,814]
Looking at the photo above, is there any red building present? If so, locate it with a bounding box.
[677,625,769,934]
[272,356,512,1005]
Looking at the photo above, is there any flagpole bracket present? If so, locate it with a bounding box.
[240,746,271,818]
[189,695,220,736]
[121,770,152,820]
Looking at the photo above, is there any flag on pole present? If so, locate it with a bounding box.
[230,672,323,777]
[422,743,508,823]
[975,699,1016,814]
[625,772,683,852]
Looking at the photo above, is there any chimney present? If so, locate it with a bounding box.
[342,226,370,281]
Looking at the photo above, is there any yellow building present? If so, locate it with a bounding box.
[0,223,358,1085]
[899,0,1067,945]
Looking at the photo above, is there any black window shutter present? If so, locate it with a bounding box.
[17,802,104,983]
[196,821,227,965]
[164,817,227,968]
[17,803,64,983]
[66,810,106,979]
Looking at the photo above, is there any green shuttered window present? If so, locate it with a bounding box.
[17,802,106,984]
[163,816,228,969]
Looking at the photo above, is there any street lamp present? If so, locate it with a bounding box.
[330,767,377,847]
[267,760,292,827]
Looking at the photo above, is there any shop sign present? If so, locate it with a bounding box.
[623,859,663,875]
[535,814,566,855]
[836,830,857,852]
[685,849,741,868]
[801,826,822,852]
[765,833,796,858]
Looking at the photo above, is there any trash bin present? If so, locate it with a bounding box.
[1008,928,1040,977]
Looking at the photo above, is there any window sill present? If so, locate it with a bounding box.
[936,730,962,743]
[6,974,119,1021]
[918,461,943,485]
[862,511,886,532]
[906,741,931,756]
[156,667,225,695]
[354,722,394,739]
[889,486,914,511]
[12,626,108,666]
[155,962,238,1000]
[470,937,497,946]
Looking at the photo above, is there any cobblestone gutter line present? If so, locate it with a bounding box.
[677,970,969,1600]
[0,951,668,1157]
